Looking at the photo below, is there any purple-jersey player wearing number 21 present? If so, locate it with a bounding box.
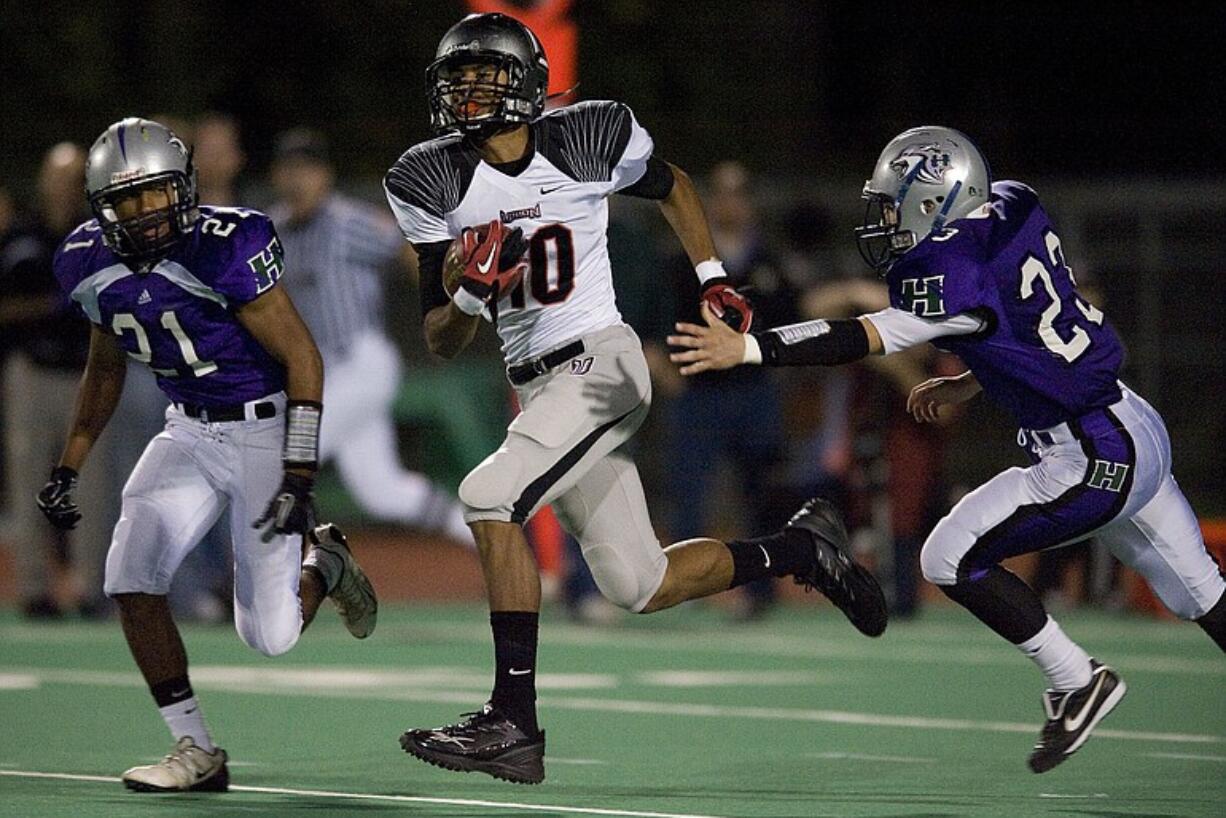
[40,118,377,793]
[670,126,1226,773]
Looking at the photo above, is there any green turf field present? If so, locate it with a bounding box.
[1,603,1223,817]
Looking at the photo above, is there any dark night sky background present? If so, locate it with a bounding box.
[2,1,1224,189]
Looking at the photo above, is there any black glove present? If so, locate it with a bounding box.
[254,471,316,542]
[37,466,81,530]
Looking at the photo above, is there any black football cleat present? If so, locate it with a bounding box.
[786,497,888,637]
[1028,659,1126,773]
[399,704,545,784]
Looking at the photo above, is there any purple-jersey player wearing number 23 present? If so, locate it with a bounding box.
[39,118,376,794]
[670,126,1226,774]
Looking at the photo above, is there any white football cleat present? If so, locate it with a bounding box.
[122,736,229,792]
[308,523,378,638]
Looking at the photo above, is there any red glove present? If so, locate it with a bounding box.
[455,220,528,310]
[700,278,754,333]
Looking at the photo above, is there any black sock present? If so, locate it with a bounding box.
[490,611,539,735]
[1196,592,1226,653]
[149,675,194,707]
[726,529,815,589]
[940,566,1048,645]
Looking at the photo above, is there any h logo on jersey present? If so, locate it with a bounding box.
[570,356,594,376]
[1087,459,1130,493]
[900,275,946,317]
[247,236,284,294]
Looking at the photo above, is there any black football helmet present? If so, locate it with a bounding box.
[426,13,549,138]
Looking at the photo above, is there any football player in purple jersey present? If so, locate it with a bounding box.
[38,118,377,792]
[670,126,1226,773]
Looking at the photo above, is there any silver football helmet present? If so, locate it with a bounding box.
[85,117,198,260]
[855,126,990,271]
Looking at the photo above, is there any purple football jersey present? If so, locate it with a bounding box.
[52,207,287,405]
[886,181,1124,429]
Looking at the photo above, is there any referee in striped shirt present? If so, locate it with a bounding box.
[269,128,470,543]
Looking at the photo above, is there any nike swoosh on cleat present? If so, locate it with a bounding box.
[1063,672,1107,732]
[758,544,771,569]
[476,242,498,274]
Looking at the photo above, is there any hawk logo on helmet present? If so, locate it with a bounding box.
[889,143,953,184]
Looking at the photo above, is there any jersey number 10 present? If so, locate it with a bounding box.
[508,224,575,308]
[1018,230,1104,363]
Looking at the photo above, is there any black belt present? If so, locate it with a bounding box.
[507,341,586,386]
[176,400,277,422]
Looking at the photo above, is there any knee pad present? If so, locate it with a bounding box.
[921,509,982,585]
[237,616,300,658]
[584,541,666,612]
[103,501,170,596]
[459,448,526,519]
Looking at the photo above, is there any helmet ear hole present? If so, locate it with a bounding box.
[920,199,938,215]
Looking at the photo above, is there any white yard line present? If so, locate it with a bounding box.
[0,770,730,818]
[1142,751,1226,762]
[807,752,936,764]
[10,666,1224,746]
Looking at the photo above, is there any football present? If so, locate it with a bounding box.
[442,223,496,295]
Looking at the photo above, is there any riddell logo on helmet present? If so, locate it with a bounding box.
[444,39,481,55]
[110,168,147,183]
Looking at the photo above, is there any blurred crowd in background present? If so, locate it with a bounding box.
[2,2,1223,627]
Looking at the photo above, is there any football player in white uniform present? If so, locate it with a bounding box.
[385,13,887,784]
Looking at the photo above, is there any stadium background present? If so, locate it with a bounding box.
[1,3,1225,816]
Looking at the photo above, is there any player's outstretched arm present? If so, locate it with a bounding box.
[907,371,982,423]
[656,163,753,332]
[668,305,882,375]
[39,325,128,530]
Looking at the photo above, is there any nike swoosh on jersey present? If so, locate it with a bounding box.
[539,185,564,195]
[1063,671,1106,732]
[476,242,497,274]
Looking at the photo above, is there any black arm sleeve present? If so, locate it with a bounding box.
[617,155,675,200]
[414,240,452,320]
[755,318,870,366]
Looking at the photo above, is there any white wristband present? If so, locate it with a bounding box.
[452,286,486,316]
[695,259,727,285]
[742,333,763,365]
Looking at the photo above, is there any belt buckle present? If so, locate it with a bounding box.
[531,357,549,377]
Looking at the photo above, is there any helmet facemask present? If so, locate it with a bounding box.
[427,52,535,139]
[855,191,915,271]
[90,170,196,261]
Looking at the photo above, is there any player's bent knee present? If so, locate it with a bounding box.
[236,617,301,657]
[585,542,666,612]
[459,450,526,517]
[920,528,969,586]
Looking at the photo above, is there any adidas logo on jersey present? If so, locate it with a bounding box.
[499,203,541,224]
[137,289,152,305]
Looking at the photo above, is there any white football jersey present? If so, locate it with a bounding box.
[384,100,653,363]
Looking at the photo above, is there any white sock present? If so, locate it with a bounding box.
[1018,616,1093,692]
[159,696,215,752]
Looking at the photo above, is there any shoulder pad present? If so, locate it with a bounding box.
[384,134,479,218]
[536,99,634,183]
